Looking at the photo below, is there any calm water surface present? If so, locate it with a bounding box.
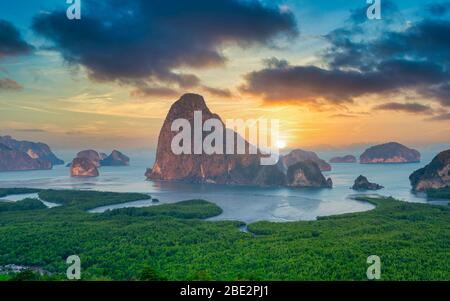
[0,149,447,223]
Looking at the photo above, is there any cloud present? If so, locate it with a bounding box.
[348,0,401,25]
[374,102,432,113]
[421,83,450,106]
[202,86,233,98]
[32,0,297,90]
[324,20,450,75]
[0,78,23,91]
[0,20,34,59]
[0,20,32,91]
[427,2,450,16]
[131,86,180,98]
[240,58,448,104]
[428,112,450,121]
[372,20,450,67]
[241,4,450,108]
[329,114,359,119]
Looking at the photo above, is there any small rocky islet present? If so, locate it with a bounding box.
[352,175,384,191]
[101,150,130,166]
[329,155,357,163]
[70,157,99,178]
[69,149,130,178]
[75,150,103,167]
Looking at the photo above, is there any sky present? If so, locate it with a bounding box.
[0,0,449,151]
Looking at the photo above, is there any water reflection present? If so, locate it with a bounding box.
[0,155,443,223]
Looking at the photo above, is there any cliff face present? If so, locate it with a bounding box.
[70,158,99,177]
[360,142,420,164]
[147,94,332,188]
[0,135,63,165]
[286,161,332,188]
[330,155,357,163]
[76,150,102,167]
[147,93,267,185]
[101,150,130,166]
[74,150,130,167]
[0,144,52,171]
[279,149,331,172]
[253,165,287,187]
[410,149,450,191]
[0,136,62,171]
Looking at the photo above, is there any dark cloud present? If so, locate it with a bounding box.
[241,4,450,109]
[372,20,450,68]
[323,28,369,70]
[0,78,23,91]
[323,0,403,70]
[348,0,401,25]
[329,113,359,119]
[427,2,450,16]
[324,19,450,72]
[131,86,180,98]
[262,57,290,69]
[428,112,450,121]
[0,20,34,59]
[421,83,450,106]
[374,102,432,113]
[0,21,31,91]
[202,86,233,98]
[240,59,448,104]
[32,0,297,90]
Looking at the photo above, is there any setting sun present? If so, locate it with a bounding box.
[276,140,287,149]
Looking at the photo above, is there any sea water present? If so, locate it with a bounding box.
[0,148,447,223]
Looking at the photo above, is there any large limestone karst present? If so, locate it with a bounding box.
[146,93,332,188]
